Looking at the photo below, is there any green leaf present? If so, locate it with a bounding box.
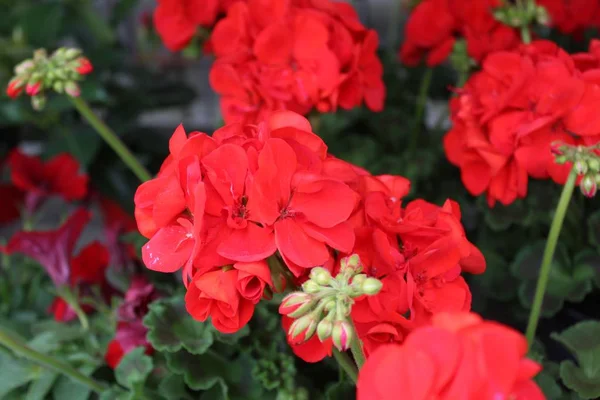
[121,232,147,262]
[115,347,153,389]
[199,382,228,400]
[535,369,563,400]
[158,373,193,400]
[143,296,214,354]
[44,127,102,167]
[18,3,65,46]
[573,250,600,289]
[0,354,39,398]
[470,250,516,301]
[165,350,229,393]
[552,321,600,399]
[25,371,57,400]
[326,381,355,400]
[588,210,600,252]
[52,375,92,400]
[559,361,600,399]
[98,386,129,400]
[484,200,530,231]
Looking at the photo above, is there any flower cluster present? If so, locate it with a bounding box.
[282,173,486,361]
[135,110,362,333]
[536,0,600,36]
[6,48,93,110]
[153,0,238,51]
[136,110,486,365]
[105,276,160,368]
[444,40,600,206]
[7,149,88,214]
[208,0,385,124]
[399,0,524,67]
[357,312,545,400]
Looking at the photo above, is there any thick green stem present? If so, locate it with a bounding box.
[57,286,89,331]
[333,349,358,384]
[408,68,433,152]
[69,96,152,182]
[521,27,532,44]
[525,168,577,346]
[348,319,366,369]
[0,326,106,393]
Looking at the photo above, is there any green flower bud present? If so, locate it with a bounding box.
[575,160,588,175]
[310,267,332,286]
[351,274,367,286]
[302,280,321,294]
[554,155,568,165]
[588,158,600,173]
[331,320,353,351]
[361,277,383,295]
[317,319,333,341]
[289,314,316,341]
[31,95,46,111]
[580,174,597,198]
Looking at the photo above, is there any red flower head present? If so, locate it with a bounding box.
[357,312,545,400]
[99,196,138,270]
[399,0,520,67]
[105,276,160,368]
[75,57,93,75]
[135,111,366,333]
[153,0,235,51]
[0,184,24,224]
[7,150,88,212]
[208,0,386,124]
[536,0,600,37]
[6,78,24,99]
[443,40,600,206]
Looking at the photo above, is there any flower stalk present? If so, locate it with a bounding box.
[525,167,577,346]
[0,326,106,394]
[69,96,152,182]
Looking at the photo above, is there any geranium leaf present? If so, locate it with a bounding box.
[143,295,214,354]
[552,321,600,399]
[165,350,229,393]
[114,347,153,389]
[587,210,600,252]
[158,373,193,400]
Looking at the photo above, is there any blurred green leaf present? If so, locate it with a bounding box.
[25,370,57,400]
[18,3,64,46]
[588,210,600,252]
[573,250,600,289]
[115,347,153,389]
[143,295,214,355]
[52,375,92,400]
[552,321,600,399]
[326,381,355,400]
[158,373,193,400]
[0,353,39,397]
[165,350,229,393]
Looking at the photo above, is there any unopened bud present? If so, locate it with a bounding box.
[536,5,550,25]
[361,277,383,295]
[75,57,93,75]
[331,320,353,351]
[64,81,81,97]
[289,314,316,341]
[340,254,362,273]
[14,60,34,75]
[550,142,563,156]
[302,280,321,294]
[352,274,367,286]
[554,155,568,165]
[53,81,64,93]
[580,175,597,198]
[575,160,588,175]
[310,267,332,286]
[25,81,41,96]
[31,95,46,111]
[588,158,600,173]
[64,48,81,60]
[6,78,24,99]
[279,292,313,316]
[317,319,333,341]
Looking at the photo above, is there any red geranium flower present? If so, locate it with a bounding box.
[357,312,545,400]
[7,150,88,212]
[444,40,600,206]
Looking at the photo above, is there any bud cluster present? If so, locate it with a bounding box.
[553,142,600,198]
[279,254,383,352]
[493,0,549,28]
[6,48,93,110]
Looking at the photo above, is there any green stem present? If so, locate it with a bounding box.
[333,349,358,384]
[525,168,577,346]
[57,286,89,331]
[348,319,366,369]
[408,68,433,152]
[521,27,532,44]
[0,326,106,393]
[69,96,152,182]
